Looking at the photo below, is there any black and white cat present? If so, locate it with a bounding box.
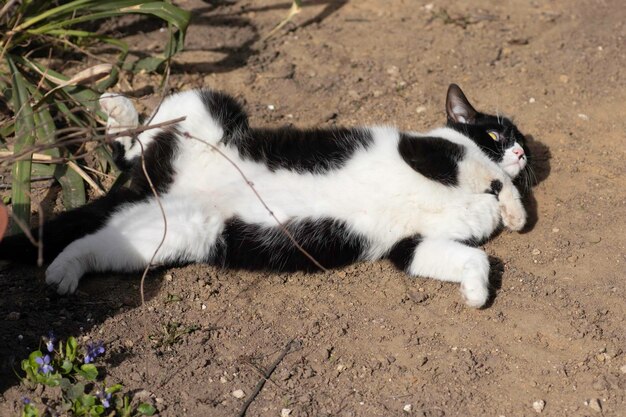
[1,84,530,308]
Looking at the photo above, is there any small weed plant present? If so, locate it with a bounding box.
[20,332,155,417]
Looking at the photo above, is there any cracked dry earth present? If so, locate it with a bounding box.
[1,0,625,416]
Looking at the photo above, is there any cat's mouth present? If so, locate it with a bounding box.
[503,157,527,177]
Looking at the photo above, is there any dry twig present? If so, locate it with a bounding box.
[237,339,301,417]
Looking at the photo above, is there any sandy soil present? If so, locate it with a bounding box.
[1,0,625,416]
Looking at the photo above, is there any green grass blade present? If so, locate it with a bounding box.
[33,99,87,209]
[54,165,86,209]
[7,56,35,233]
[13,0,99,32]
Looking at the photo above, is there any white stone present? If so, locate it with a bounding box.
[232,389,245,399]
[532,400,545,413]
[403,404,412,412]
[281,409,292,417]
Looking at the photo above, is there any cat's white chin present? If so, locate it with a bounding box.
[502,158,526,178]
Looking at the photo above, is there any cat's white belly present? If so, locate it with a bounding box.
[167,128,502,253]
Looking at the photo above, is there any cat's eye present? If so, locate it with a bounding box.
[488,131,499,141]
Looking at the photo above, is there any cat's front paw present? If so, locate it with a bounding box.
[500,200,526,231]
[46,255,84,295]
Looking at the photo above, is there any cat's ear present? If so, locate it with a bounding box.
[446,84,478,124]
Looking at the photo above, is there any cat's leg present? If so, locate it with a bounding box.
[45,198,223,294]
[496,180,526,231]
[460,159,526,232]
[390,237,490,307]
[99,93,139,167]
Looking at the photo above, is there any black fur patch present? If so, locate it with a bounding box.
[198,89,249,143]
[398,134,465,186]
[111,140,137,171]
[129,128,179,194]
[486,179,503,198]
[0,189,145,264]
[388,235,422,271]
[213,217,366,271]
[234,127,374,173]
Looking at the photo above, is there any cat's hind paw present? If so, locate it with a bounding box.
[99,93,139,140]
[46,255,84,295]
[460,259,490,308]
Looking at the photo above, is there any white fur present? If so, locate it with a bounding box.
[46,91,527,307]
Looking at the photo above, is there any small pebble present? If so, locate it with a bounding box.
[281,409,292,417]
[532,249,541,255]
[587,233,601,244]
[232,389,245,399]
[415,105,426,114]
[201,304,207,310]
[6,311,20,321]
[552,227,559,233]
[403,404,412,412]
[267,104,275,111]
[220,376,227,383]
[620,364,626,374]
[164,274,173,282]
[559,74,569,83]
[529,97,536,103]
[386,65,399,76]
[532,399,545,413]
[587,398,602,412]
[577,113,589,121]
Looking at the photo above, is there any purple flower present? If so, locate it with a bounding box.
[84,341,105,364]
[22,397,31,405]
[35,355,54,374]
[45,331,56,353]
[96,390,112,408]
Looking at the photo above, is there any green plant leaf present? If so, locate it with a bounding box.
[67,382,86,400]
[22,402,40,417]
[66,337,78,362]
[7,56,35,233]
[137,403,156,416]
[61,358,73,374]
[78,363,98,381]
[105,383,124,394]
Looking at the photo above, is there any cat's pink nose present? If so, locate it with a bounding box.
[513,148,525,158]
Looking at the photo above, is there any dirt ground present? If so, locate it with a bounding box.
[1,0,625,416]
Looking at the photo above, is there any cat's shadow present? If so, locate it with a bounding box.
[518,135,551,233]
[484,255,505,309]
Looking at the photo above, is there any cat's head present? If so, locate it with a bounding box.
[445,84,528,179]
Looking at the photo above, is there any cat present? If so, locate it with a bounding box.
[0,84,530,308]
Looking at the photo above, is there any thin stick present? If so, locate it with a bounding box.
[37,203,43,267]
[1,117,186,164]
[263,0,302,41]
[66,160,105,195]
[138,63,172,306]
[0,0,19,22]
[237,339,301,417]
[137,139,168,306]
[183,131,329,273]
